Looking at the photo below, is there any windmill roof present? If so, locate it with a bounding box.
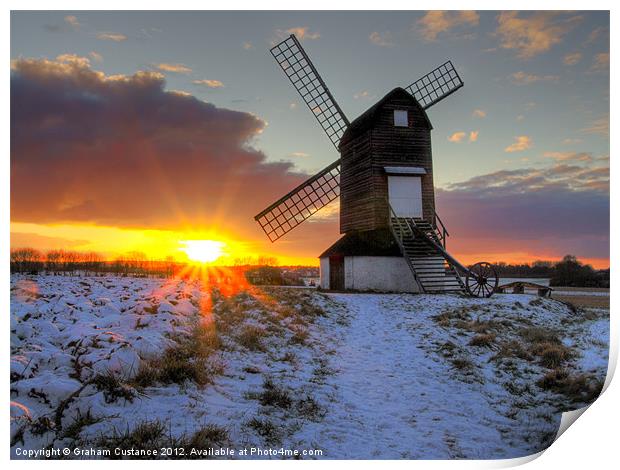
[338,87,432,148]
[319,229,402,258]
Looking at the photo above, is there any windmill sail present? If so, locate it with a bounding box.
[254,159,341,242]
[405,61,464,109]
[271,35,349,148]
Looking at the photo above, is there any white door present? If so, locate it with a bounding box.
[388,176,423,218]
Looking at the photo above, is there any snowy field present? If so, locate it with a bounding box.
[10,274,609,459]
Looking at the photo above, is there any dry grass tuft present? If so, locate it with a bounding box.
[537,369,603,405]
[236,325,267,351]
[469,333,496,348]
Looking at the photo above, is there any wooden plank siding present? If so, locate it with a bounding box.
[339,88,435,234]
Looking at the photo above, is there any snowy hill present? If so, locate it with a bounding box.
[10,275,609,459]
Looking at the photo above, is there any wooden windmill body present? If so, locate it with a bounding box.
[255,35,498,297]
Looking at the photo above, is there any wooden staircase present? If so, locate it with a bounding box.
[389,216,466,294]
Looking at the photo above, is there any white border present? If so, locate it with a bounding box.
[3,2,616,468]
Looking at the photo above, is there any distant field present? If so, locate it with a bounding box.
[551,294,609,310]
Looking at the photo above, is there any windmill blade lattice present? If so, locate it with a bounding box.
[271,35,349,148]
[405,61,464,110]
[254,160,341,242]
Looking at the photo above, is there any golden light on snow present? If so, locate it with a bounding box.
[179,240,226,263]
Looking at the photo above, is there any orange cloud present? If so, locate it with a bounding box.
[510,71,559,85]
[495,11,582,59]
[590,52,609,72]
[277,27,320,41]
[416,11,479,41]
[448,131,466,143]
[582,115,609,136]
[369,31,394,47]
[563,51,582,65]
[10,56,313,243]
[469,131,479,142]
[156,63,192,74]
[472,109,486,118]
[64,15,80,29]
[97,32,128,42]
[504,136,532,153]
[193,79,224,88]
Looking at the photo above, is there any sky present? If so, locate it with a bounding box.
[10,11,610,267]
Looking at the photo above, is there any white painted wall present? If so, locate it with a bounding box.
[318,256,419,292]
[345,256,420,292]
[319,257,330,289]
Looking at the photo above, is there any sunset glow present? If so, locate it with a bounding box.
[9,11,609,269]
[179,240,226,263]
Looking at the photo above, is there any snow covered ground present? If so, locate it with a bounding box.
[10,274,609,459]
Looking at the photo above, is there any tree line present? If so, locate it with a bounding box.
[10,248,609,288]
[494,255,609,288]
[10,248,177,277]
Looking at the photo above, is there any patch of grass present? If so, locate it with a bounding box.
[61,409,103,440]
[451,358,474,371]
[537,369,603,405]
[184,424,229,453]
[519,327,561,345]
[494,340,533,361]
[132,322,223,388]
[254,378,293,409]
[531,342,572,368]
[98,420,167,458]
[295,395,325,421]
[469,333,496,348]
[518,327,572,368]
[246,417,280,445]
[289,326,309,345]
[92,372,137,404]
[143,304,159,314]
[29,416,54,436]
[236,325,267,351]
[243,365,261,374]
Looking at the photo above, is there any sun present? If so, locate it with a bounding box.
[179,240,225,263]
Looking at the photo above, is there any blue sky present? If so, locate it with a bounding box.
[10,11,610,266]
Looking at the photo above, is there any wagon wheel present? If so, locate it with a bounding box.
[465,262,498,298]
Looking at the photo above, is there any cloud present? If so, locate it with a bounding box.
[354,90,374,100]
[55,53,91,68]
[472,109,486,118]
[436,163,609,260]
[562,138,583,145]
[581,115,609,136]
[276,27,320,41]
[469,131,479,142]
[193,79,224,88]
[10,56,315,241]
[448,131,466,143]
[64,15,80,29]
[369,31,394,47]
[505,136,532,153]
[89,51,103,62]
[590,52,609,72]
[563,51,582,65]
[288,152,309,158]
[543,151,592,162]
[242,41,254,50]
[416,11,479,41]
[97,32,128,42]
[510,71,559,85]
[495,11,582,59]
[586,26,607,45]
[155,63,192,74]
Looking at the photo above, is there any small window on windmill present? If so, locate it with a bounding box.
[394,110,408,127]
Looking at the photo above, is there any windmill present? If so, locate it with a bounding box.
[254,34,497,297]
